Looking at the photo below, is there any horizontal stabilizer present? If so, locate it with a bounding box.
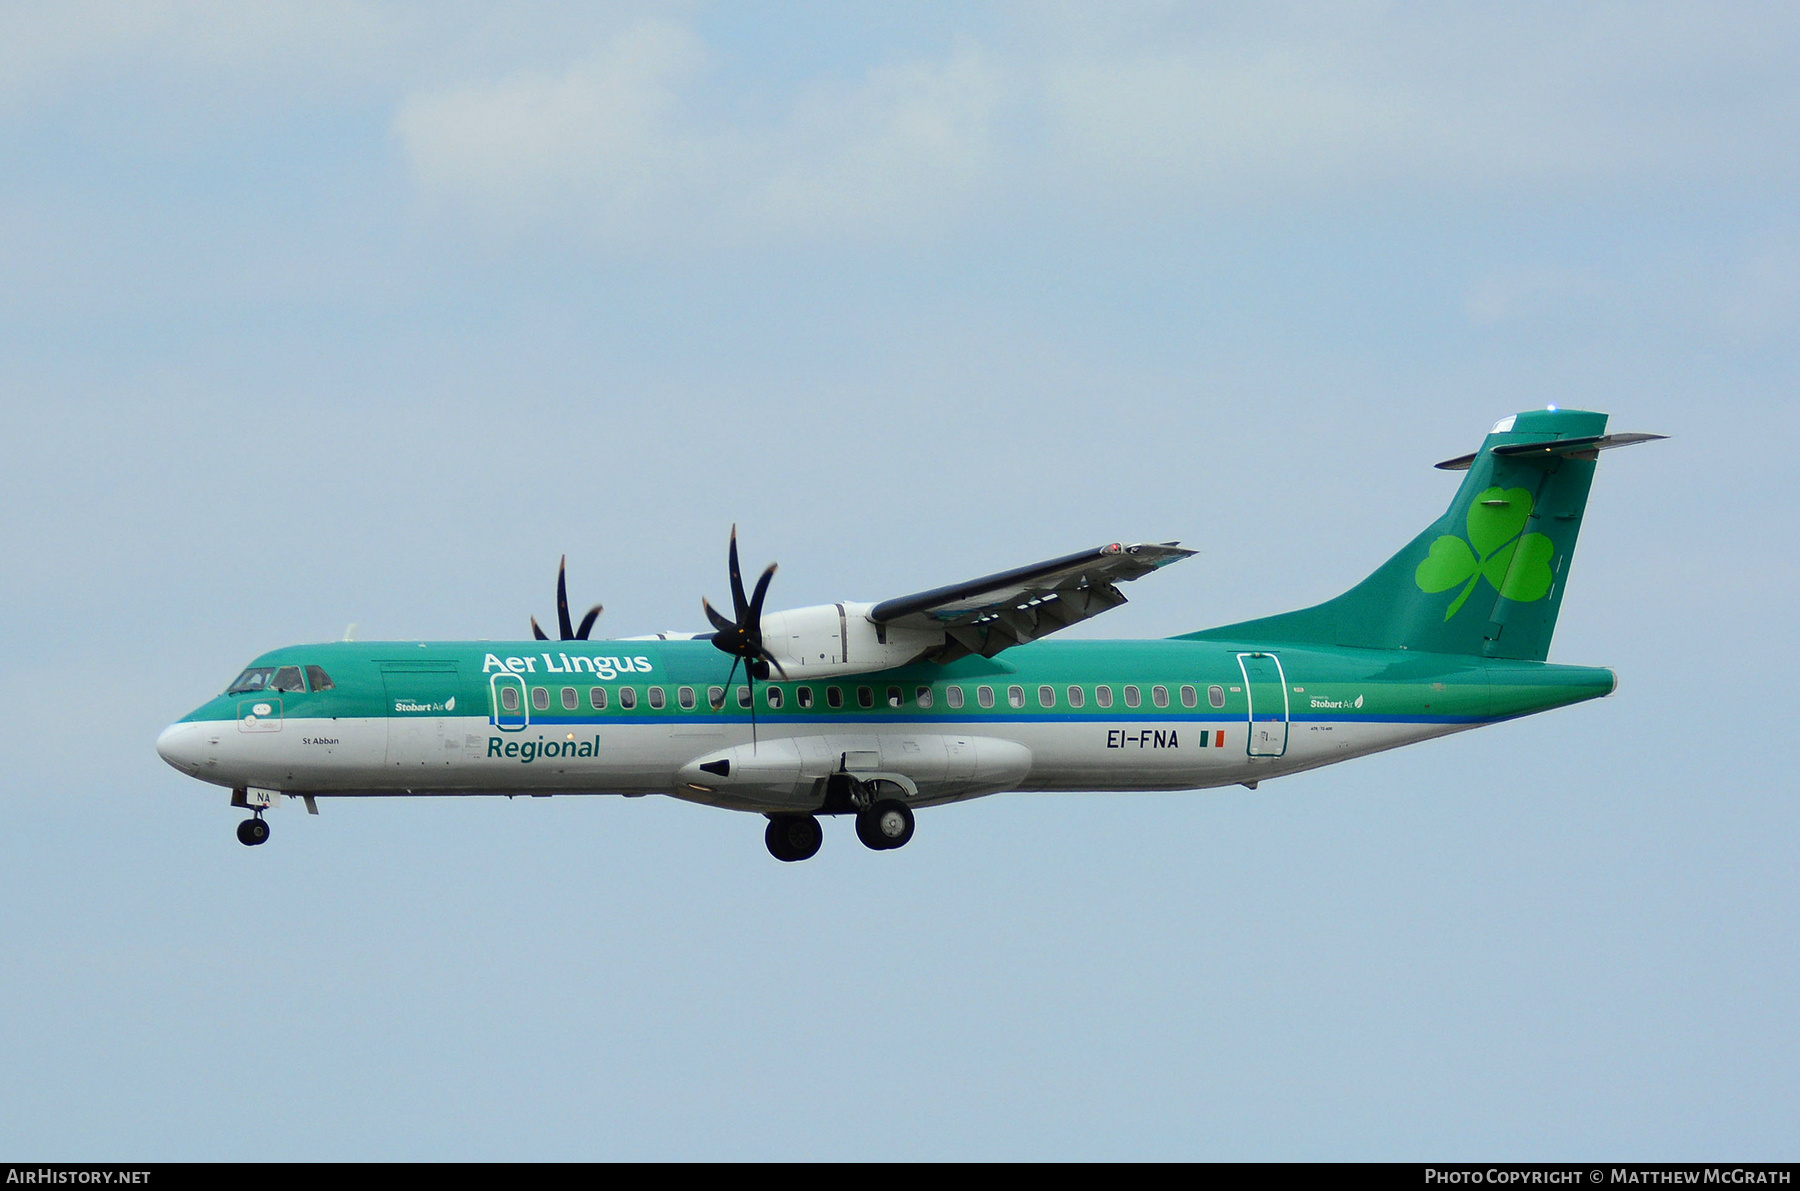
[1436,432,1666,471]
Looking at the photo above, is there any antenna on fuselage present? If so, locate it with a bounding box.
[341,623,359,642]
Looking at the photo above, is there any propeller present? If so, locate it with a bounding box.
[702,526,785,740]
[531,555,603,641]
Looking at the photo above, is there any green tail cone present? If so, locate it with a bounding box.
[1184,408,1611,661]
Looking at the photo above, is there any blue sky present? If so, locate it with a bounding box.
[1,2,1795,1159]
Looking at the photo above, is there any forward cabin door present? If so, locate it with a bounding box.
[379,661,464,770]
[1236,652,1289,758]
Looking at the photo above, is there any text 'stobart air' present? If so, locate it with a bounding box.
[159,409,1663,860]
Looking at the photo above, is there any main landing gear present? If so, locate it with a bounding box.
[855,800,915,851]
[765,814,823,863]
[763,798,918,862]
[236,814,270,847]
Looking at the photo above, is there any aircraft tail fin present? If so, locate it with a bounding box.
[1181,409,1663,661]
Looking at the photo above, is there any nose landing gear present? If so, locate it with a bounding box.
[236,815,270,847]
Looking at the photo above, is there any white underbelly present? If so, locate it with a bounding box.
[189,714,1484,800]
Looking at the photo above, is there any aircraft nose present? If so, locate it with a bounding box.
[156,722,209,775]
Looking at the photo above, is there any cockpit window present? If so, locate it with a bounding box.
[226,667,276,694]
[305,665,335,691]
[269,666,306,693]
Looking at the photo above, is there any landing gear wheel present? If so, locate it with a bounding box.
[236,817,269,847]
[764,814,822,862]
[856,799,914,851]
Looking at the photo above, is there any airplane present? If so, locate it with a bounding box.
[156,407,1662,861]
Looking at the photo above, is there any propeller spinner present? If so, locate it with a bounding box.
[532,555,603,641]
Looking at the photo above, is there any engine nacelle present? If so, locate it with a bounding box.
[758,602,943,679]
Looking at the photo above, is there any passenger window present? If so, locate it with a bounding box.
[1038,685,1055,708]
[648,687,666,710]
[915,686,933,709]
[946,686,964,710]
[887,686,904,709]
[305,665,335,692]
[532,687,550,711]
[827,687,844,709]
[857,686,874,709]
[590,687,608,710]
[678,686,696,711]
[226,667,275,694]
[708,685,725,710]
[1096,685,1113,709]
[1067,686,1085,709]
[619,687,637,710]
[501,687,521,712]
[1181,685,1197,709]
[737,686,751,709]
[1152,685,1169,708]
[270,666,305,693]
[977,686,995,709]
[767,686,784,710]
[798,687,814,709]
[561,687,578,710]
[1008,685,1025,709]
[1209,684,1226,709]
[1124,685,1141,708]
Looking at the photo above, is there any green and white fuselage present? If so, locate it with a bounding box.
[156,408,1656,856]
[155,638,1612,806]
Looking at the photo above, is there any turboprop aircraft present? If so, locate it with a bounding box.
[157,408,1661,861]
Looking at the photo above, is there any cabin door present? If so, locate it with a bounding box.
[1236,652,1290,758]
[379,661,464,769]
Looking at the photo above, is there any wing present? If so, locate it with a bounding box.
[869,541,1195,662]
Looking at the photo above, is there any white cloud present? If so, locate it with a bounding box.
[0,1,385,109]
[1040,42,1418,194]
[394,23,1003,245]
[387,6,1800,249]
[747,46,1001,238]
[20,5,1791,250]
[1031,4,1800,202]
[395,22,708,237]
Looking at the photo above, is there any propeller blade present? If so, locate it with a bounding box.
[747,669,758,750]
[575,605,603,640]
[748,563,777,624]
[717,656,741,710]
[703,598,737,636]
[531,616,549,641]
[728,525,749,623]
[556,555,574,640]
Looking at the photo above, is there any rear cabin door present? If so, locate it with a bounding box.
[1236,652,1290,758]
[379,661,464,769]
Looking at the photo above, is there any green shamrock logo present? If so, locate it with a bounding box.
[1414,487,1556,620]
